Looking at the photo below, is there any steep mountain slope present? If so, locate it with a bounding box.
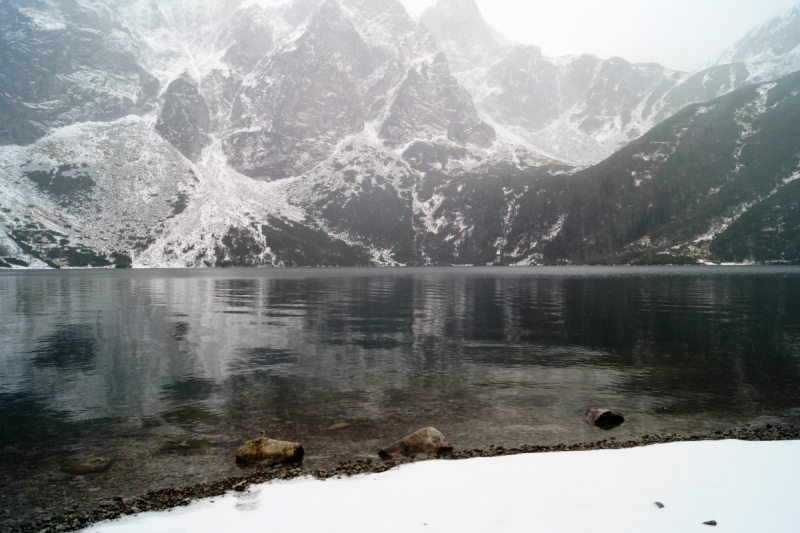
[711,5,800,76]
[418,0,508,72]
[0,0,159,145]
[389,72,800,266]
[525,72,800,264]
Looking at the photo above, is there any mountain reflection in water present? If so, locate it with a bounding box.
[1,267,799,525]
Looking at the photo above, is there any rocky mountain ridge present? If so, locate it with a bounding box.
[1,0,799,269]
[422,0,800,165]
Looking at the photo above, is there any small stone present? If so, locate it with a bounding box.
[235,437,304,464]
[654,502,664,509]
[61,458,114,475]
[379,427,453,460]
[583,409,625,430]
[703,520,717,526]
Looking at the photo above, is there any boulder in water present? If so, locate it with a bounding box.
[584,409,625,430]
[379,427,453,460]
[235,438,304,464]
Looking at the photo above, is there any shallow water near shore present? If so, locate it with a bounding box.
[2,266,800,528]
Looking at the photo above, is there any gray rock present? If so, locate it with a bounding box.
[156,78,210,161]
[381,51,495,149]
[0,0,158,146]
[235,438,304,464]
[379,427,453,459]
[218,5,274,73]
[224,0,372,180]
[584,409,625,431]
[419,0,508,72]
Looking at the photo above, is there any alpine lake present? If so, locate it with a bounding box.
[2,266,800,527]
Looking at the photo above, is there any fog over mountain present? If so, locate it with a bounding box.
[0,0,799,269]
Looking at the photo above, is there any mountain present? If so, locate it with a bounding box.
[517,72,800,265]
[418,0,509,73]
[710,5,800,76]
[421,1,800,165]
[1,0,799,270]
[0,0,159,146]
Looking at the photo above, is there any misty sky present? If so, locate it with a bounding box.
[400,0,799,71]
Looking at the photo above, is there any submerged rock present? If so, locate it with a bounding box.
[379,427,453,460]
[584,409,625,430]
[61,457,114,475]
[235,438,304,464]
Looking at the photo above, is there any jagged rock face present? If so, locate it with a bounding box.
[419,0,506,72]
[428,2,800,165]
[381,52,495,148]
[218,5,274,73]
[156,78,210,161]
[474,49,683,162]
[0,0,158,145]
[483,48,683,134]
[224,0,373,180]
[340,0,416,49]
[714,6,800,65]
[480,46,559,131]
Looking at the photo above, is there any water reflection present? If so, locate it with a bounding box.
[0,267,799,525]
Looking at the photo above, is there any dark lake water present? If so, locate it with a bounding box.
[2,266,800,526]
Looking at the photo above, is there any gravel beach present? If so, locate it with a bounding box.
[11,423,800,533]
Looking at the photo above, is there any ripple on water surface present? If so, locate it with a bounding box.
[1,266,800,525]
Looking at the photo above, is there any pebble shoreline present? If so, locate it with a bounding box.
[13,423,800,533]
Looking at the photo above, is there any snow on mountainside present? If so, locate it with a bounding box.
[419,0,510,73]
[1,0,800,269]
[422,0,800,165]
[0,0,159,145]
[712,6,800,68]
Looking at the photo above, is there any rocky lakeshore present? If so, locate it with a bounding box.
[10,423,800,533]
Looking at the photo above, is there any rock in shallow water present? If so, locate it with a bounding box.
[583,409,625,430]
[379,427,453,460]
[61,458,114,475]
[235,438,304,464]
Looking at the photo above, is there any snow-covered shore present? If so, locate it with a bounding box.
[83,439,800,532]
